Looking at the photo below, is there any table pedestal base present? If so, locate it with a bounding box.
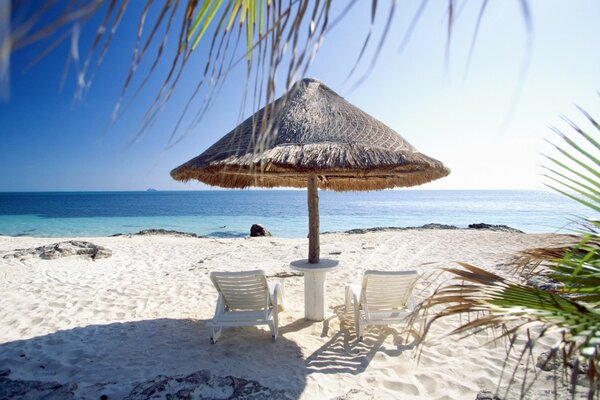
[304,271,327,321]
[289,258,340,322]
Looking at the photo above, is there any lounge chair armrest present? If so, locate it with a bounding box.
[345,284,361,312]
[407,294,420,312]
[210,294,225,325]
[407,295,423,326]
[268,281,285,312]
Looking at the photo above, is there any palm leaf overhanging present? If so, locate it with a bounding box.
[2,0,387,145]
[2,1,532,144]
[419,107,600,399]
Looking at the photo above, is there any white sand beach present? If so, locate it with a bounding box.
[0,229,580,399]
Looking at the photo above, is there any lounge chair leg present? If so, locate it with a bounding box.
[278,283,286,311]
[357,323,364,342]
[268,321,278,341]
[211,327,222,344]
[344,286,352,312]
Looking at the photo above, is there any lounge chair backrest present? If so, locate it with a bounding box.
[210,270,270,311]
[361,270,419,311]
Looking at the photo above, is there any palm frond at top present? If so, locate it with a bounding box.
[2,1,534,144]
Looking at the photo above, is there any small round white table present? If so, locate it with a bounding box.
[290,259,340,321]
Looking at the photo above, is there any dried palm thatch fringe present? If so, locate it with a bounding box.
[171,78,450,190]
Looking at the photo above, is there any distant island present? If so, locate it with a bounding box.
[146,188,158,192]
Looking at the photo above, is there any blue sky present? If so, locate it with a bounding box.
[1,1,599,191]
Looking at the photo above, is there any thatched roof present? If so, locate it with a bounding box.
[171,78,450,191]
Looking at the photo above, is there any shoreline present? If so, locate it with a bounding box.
[1,222,530,240]
[0,229,579,399]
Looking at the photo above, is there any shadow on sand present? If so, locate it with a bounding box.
[0,308,418,398]
[0,318,306,399]
[302,305,419,375]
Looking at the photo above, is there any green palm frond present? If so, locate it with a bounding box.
[512,107,600,308]
[545,109,600,214]
[515,237,600,305]
[419,105,600,398]
[421,262,600,398]
[427,263,600,336]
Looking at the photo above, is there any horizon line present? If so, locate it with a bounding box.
[0,188,552,194]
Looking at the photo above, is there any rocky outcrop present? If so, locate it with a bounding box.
[527,274,564,292]
[3,241,112,261]
[537,350,589,375]
[336,223,522,235]
[467,223,523,233]
[112,229,203,238]
[250,224,271,237]
[0,369,288,399]
[124,370,288,399]
[419,223,459,230]
[536,350,562,371]
[0,374,77,399]
[341,224,459,235]
[476,390,502,400]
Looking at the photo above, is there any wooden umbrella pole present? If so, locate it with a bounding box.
[307,174,320,264]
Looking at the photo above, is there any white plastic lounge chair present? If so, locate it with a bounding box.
[207,270,284,343]
[345,270,420,341]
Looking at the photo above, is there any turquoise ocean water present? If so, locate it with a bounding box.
[0,190,590,238]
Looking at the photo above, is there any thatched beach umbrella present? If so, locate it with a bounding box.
[171,78,450,263]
